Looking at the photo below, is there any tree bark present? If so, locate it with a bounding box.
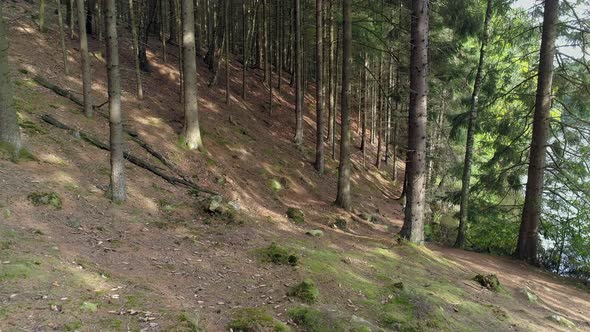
[335,0,352,210]
[129,0,144,99]
[0,3,22,155]
[314,0,324,174]
[400,0,429,244]
[225,0,231,105]
[455,0,493,249]
[181,0,204,150]
[293,0,304,145]
[516,0,559,264]
[76,0,93,117]
[56,0,69,76]
[105,0,126,203]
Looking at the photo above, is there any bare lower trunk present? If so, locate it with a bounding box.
[293,0,304,145]
[455,0,494,249]
[129,0,143,99]
[76,0,93,117]
[400,0,429,244]
[181,0,203,150]
[335,0,352,210]
[314,0,324,174]
[56,0,69,75]
[516,0,559,264]
[0,3,22,154]
[105,0,126,203]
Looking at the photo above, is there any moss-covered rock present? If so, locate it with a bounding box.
[258,242,298,266]
[27,192,62,209]
[474,274,500,291]
[287,208,305,224]
[547,314,576,329]
[227,308,290,332]
[288,279,319,304]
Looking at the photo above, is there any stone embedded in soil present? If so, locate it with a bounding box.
[547,314,576,328]
[305,230,324,237]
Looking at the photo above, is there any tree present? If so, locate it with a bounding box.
[335,0,352,210]
[225,0,230,105]
[104,0,125,202]
[314,0,325,174]
[128,0,144,99]
[293,0,304,145]
[0,3,22,155]
[181,0,204,150]
[56,0,69,75]
[455,0,494,249]
[400,0,429,244]
[76,0,93,117]
[516,0,560,264]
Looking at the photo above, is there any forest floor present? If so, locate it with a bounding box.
[1,1,589,331]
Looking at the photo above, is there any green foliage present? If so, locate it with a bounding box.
[227,308,290,332]
[288,279,319,304]
[27,192,62,209]
[473,274,500,291]
[286,208,305,224]
[257,242,298,266]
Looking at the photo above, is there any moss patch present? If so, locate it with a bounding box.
[227,308,290,332]
[287,208,305,224]
[474,274,500,291]
[288,279,319,304]
[27,191,63,209]
[257,242,298,266]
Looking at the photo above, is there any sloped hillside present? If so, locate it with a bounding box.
[1,1,589,331]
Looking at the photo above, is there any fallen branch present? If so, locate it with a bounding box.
[41,114,218,196]
[32,75,188,180]
[32,75,84,107]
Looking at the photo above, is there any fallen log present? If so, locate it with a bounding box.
[32,75,188,180]
[41,114,218,196]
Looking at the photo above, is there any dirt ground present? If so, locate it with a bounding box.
[1,1,589,331]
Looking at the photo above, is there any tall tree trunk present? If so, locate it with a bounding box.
[293,0,304,145]
[181,0,203,150]
[129,0,144,99]
[39,0,46,32]
[76,0,93,117]
[0,3,22,155]
[268,0,273,115]
[455,0,493,249]
[70,0,75,39]
[56,0,69,75]
[335,0,352,210]
[326,0,334,150]
[400,0,429,244]
[314,0,324,174]
[105,0,126,203]
[225,0,231,105]
[242,0,247,100]
[160,0,168,63]
[516,0,559,264]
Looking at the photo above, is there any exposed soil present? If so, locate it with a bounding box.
[1,1,589,331]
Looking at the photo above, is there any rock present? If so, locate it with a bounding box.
[228,200,241,211]
[523,287,538,302]
[305,230,324,237]
[287,208,305,224]
[332,218,348,231]
[547,315,576,329]
[473,274,500,291]
[206,195,223,213]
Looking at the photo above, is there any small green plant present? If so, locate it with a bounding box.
[258,242,298,266]
[227,308,290,332]
[474,274,500,291]
[268,179,283,192]
[287,306,325,331]
[288,279,319,304]
[27,192,62,209]
[287,208,305,224]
